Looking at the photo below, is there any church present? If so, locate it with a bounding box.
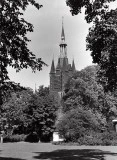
[49,20,76,100]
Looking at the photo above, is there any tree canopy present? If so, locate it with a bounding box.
[1,86,58,142]
[57,65,117,141]
[86,9,117,92]
[66,0,116,23]
[63,66,117,120]
[66,0,117,91]
[0,0,45,83]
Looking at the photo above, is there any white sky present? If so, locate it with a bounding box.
[7,0,117,90]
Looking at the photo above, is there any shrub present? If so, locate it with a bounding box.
[25,132,39,143]
[77,131,117,146]
[77,135,102,146]
[57,107,117,145]
[4,134,26,143]
[101,131,117,145]
[57,108,101,142]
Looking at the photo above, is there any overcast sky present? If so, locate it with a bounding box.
[7,0,117,91]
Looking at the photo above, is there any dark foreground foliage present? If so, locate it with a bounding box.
[66,0,117,92]
[0,0,45,83]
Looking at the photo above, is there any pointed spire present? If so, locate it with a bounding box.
[50,59,55,74]
[72,59,76,72]
[61,17,65,41]
[59,17,67,58]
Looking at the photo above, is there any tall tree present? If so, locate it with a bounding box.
[86,9,117,92]
[57,65,117,141]
[0,0,45,83]
[63,65,117,121]
[1,88,33,134]
[1,86,58,141]
[66,0,117,91]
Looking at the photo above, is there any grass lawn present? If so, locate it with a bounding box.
[0,142,117,160]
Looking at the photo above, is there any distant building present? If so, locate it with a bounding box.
[49,19,76,100]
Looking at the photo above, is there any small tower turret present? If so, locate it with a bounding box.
[50,59,55,74]
[50,59,55,92]
[72,59,76,72]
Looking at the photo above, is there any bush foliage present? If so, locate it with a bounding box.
[1,86,58,142]
[4,134,26,143]
[57,108,101,142]
[57,65,117,145]
[25,132,39,143]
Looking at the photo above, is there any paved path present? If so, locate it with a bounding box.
[0,142,117,160]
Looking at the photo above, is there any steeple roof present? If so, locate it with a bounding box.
[59,17,67,59]
[50,59,55,74]
[72,59,76,72]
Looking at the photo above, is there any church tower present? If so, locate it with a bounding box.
[50,18,76,99]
